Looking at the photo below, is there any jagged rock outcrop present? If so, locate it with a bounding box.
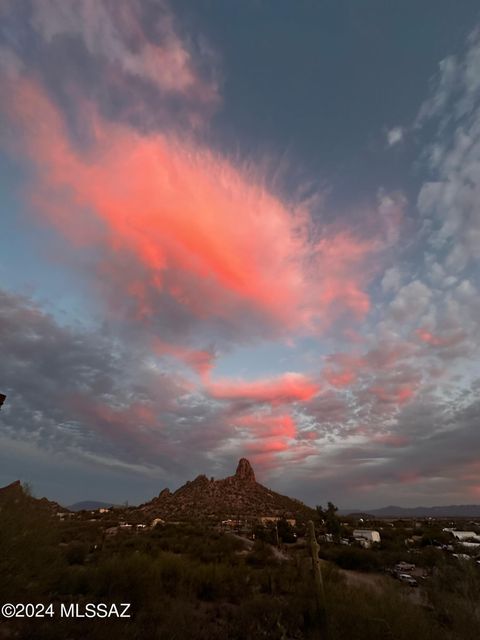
[0,480,23,496]
[137,458,314,521]
[0,480,68,514]
[234,458,256,482]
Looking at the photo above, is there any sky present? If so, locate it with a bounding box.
[1,0,480,509]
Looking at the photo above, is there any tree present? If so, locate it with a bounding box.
[22,481,34,497]
[316,502,341,537]
[277,518,296,543]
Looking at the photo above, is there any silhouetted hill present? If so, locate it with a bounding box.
[137,458,315,521]
[0,480,67,514]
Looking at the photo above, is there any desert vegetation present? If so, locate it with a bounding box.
[1,491,479,639]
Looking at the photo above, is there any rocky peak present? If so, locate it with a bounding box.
[235,458,256,483]
[138,457,315,520]
[0,480,23,495]
[158,488,171,499]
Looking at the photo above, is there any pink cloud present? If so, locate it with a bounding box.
[322,341,416,392]
[206,372,320,405]
[324,368,357,388]
[415,328,465,348]
[3,77,384,347]
[234,413,297,439]
[152,338,215,377]
[68,394,166,454]
[369,384,415,405]
[242,439,291,470]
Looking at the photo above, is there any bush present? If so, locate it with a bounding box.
[65,542,88,565]
[322,546,382,572]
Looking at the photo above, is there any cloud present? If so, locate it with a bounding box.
[32,0,211,95]
[417,27,480,274]
[324,369,357,388]
[368,383,415,406]
[0,287,201,475]
[386,126,404,146]
[152,338,216,377]
[283,386,480,507]
[1,76,385,351]
[206,373,320,406]
[0,288,329,478]
[388,280,432,323]
[381,266,402,293]
[234,413,297,439]
[415,328,465,349]
[1,0,220,131]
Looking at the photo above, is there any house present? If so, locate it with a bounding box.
[320,533,334,543]
[221,518,244,528]
[450,531,480,543]
[151,518,165,528]
[56,511,74,520]
[353,529,381,547]
[259,516,296,527]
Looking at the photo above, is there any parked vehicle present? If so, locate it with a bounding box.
[398,573,418,587]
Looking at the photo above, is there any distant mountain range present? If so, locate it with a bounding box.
[68,500,117,512]
[345,504,480,518]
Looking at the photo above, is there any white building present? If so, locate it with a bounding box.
[151,518,165,528]
[450,531,480,543]
[353,529,381,547]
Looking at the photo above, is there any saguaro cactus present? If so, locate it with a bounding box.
[307,520,328,638]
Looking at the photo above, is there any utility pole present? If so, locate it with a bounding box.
[307,520,328,638]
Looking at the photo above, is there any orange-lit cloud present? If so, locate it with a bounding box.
[242,439,291,469]
[234,413,297,439]
[3,76,382,349]
[324,368,357,387]
[206,372,320,405]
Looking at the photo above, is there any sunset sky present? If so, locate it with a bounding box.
[1,0,480,509]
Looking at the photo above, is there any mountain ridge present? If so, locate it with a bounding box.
[136,458,315,521]
[345,504,480,518]
[0,480,68,514]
